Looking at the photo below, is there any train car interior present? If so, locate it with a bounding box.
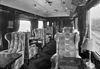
[0,0,100,69]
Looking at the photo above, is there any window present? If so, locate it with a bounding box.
[47,21,49,26]
[18,20,31,32]
[90,3,100,55]
[38,21,43,29]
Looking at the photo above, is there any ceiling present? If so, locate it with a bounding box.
[0,0,78,17]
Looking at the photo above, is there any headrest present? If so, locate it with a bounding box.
[73,29,79,34]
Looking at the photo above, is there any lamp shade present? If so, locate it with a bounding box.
[82,38,95,51]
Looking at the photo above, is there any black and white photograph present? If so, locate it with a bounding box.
[0,0,100,69]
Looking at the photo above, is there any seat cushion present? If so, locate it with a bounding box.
[59,57,84,69]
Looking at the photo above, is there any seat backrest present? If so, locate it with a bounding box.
[11,32,19,53]
[55,28,77,58]
[34,28,45,46]
[16,32,25,52]
[51,27,80,69]
[5,33,12,49]
[7,32,26,53]
[34,28,44,39]
[20,32,25,51]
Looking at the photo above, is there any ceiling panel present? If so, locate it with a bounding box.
[0,0,77,17]
[0,0,47,16]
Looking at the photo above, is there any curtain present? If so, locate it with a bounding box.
[43,20,47,28]
[31,19,38,30]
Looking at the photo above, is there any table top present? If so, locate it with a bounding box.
[0,53,22,68]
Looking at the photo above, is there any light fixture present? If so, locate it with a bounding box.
[65,7,68,10]
[54,9,58,12]
[61,0,66,5]
[82,38,96,69]
[62,1,66,4]
[34,4,37,8]
[45,0,53,6]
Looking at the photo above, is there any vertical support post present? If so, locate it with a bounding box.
[24,32,29,65]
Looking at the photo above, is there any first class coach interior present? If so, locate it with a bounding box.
[0,0,100,69]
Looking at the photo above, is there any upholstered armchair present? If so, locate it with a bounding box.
[0,32,25,69]
[28,44,38,59]
[51,27,81,69]
[28,32,39,59]
[28,29,44,59]
[12,32,25,69]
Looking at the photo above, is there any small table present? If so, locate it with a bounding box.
[0,53,22,69]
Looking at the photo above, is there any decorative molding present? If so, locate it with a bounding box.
[0,8,10,13]
[1,0,16,2]
[72,0,88,6]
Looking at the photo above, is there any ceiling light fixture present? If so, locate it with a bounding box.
[61,0,66,4]
[45,0,52,6]
[54,9,58,12]
[64,7,68,12]
[34,4,37,8]
[33,3,37,8]
[62,1,66,4]
[65,7,68,10]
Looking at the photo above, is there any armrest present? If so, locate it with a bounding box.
[29,46,38,59]
[0,50,9,54]
[93,52,100,61]
[18,50,24,54]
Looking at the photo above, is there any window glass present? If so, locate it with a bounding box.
[90,3,100,55]
[38,21,43,29]
[47,21,49,26]
[18,20,31,32]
